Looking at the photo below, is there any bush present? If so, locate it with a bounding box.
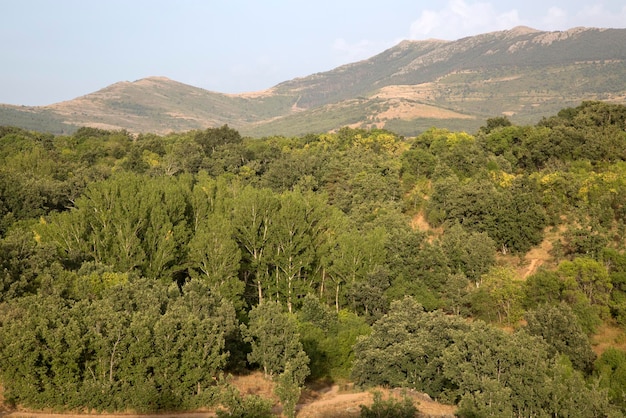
[360,391,419,418]
[216,388,274,418]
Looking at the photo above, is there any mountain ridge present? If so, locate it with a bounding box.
[1,26,626,137]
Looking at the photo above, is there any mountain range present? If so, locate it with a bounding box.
[2,26,626,137]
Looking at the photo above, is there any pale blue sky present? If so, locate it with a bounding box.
[2,0,625,106]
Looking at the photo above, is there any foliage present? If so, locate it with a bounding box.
[353,298,617,416]
[38,173,191,280]
[522,269,564,309]
[241,302,309,418]
[216,386,274,418]
[242,302,307,378]
[595,348,626,414]
[469,267,523,324]
[443,323,615,417]
[428,175,546,254]
[3,102,626,414]
[352,296,469,398]
[0,278,235,412]
[440,222,495,283]
[0,225,57,302]
[359,391,419,418]
[558,257,612,334]
[524,303,596,374]
[299,302,370,380]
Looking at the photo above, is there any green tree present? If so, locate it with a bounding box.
[470,267,523,324]
[40,174,191,281]
[443,321,615,417]
[0,277,235,412]
[274,355,309,418]
[385,242,450,311]
[545,357,617,418]
[352,296,470,398]
[216,386,274,418]
[0,293,87,409]
[162,134,204,175]
[443,324,552,415]
[427,129,486,179]
[595,348,626,413]
[432,176,546,254]
[558,257,612,331]
[242,302,309,379]
[525,303,596,374]
[193,125,242,157]
[400,147,437,182]
[188,212,244,309]
[266,190,331,312]
[325,227,387,312]
[349,266,390,323]
[440,223,495,284]
[522,269,564,309]
[149,282,236,408]
[0,225,57,302]
[479,116,512,135]
[241,302,309,418]
[231,186,279,305]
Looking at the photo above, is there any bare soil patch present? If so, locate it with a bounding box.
[410,212,443,243]
[372,85,474,122]
[378,100,473,122]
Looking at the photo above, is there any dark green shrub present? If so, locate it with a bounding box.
[359,391,419,418]
[216,388,274,418]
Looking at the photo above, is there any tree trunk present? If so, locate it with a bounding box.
[109,333,122,383]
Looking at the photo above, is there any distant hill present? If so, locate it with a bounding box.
[2,26,626,137]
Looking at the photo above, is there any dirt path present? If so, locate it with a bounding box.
[1,413,215,418]
[522,258,542,278]
[299,386,456,417]
[297,385,368,417]
[1,383,456,418]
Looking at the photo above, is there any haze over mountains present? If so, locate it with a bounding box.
[2,26,626,137]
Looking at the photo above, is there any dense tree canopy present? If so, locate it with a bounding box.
[1,102,626,415]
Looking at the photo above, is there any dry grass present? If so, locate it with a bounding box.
[227,373,456,418]
[377,99,473,121]
[410,211,444,243]
[592,324,626,356]
[228,372,277,399]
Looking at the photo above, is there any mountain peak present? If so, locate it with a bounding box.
[129,76,178,87]
[507,26,540,36]
[141,76,172,82]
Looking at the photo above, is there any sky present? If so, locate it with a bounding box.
[2,0,626,106]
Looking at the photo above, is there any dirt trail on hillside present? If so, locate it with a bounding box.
[519,225,565,279]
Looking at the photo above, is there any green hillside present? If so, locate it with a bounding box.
[2,27,626,137]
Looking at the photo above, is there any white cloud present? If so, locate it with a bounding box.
[541,4,626,31]
[541,7,567,30]
[409,0,522,40]
[408,1,626,41]
[331,38,393,65]
[570,4,626,29]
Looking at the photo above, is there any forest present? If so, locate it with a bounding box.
[1,101,626,417]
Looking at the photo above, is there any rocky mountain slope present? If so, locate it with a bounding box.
[1,26,625,136]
